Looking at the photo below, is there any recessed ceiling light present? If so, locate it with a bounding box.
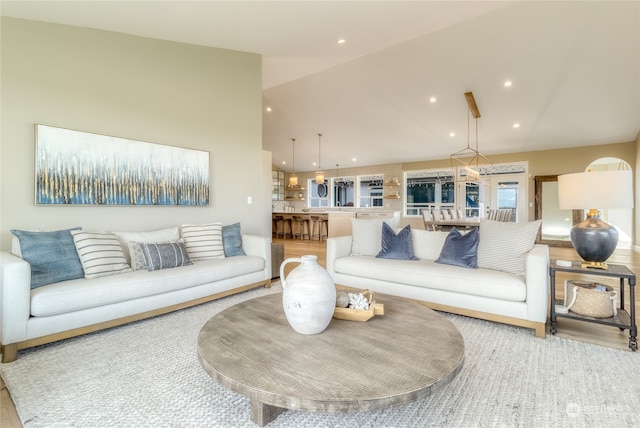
[449,132,456,137]
[429,97,437,103]
[504,80,513,88]
[513,123,520,128]
[282,161,286,165]
[337,38,346,44]
[265,106,272,112]
[352,158,357,162]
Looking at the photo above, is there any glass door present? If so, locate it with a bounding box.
[489,173,528,222]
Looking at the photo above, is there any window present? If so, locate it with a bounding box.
[357,175,384,207]
[308,179,329,208]
[404,170,454,216]
[332,176,355,207]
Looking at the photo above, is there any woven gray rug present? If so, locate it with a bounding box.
[2,283,639,428]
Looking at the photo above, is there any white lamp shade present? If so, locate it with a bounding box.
[558,170,633,210]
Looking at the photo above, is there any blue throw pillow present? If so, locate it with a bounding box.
[222,222,246,257]
[435,227,479,269]
[11,227,85,288]
[376,223,418,260]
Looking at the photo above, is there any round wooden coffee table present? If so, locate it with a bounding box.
[197,292,464,426]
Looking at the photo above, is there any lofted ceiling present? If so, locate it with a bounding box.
[2,1,639,173]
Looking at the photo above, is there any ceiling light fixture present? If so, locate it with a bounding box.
[315,133,325,184]
[266,106,272,112]
[288,138,298,187]
[513,123,520,128]
[337,38,346,44]
[504,80,513,87]
[430,97,437,103]
[450,92,491,184]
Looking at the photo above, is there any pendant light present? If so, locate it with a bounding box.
[450,92,491,184]
[315,133,325,184]
[288,138,298,187]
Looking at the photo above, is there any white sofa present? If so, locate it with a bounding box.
[0,230,271,363]
[326,224,549,338]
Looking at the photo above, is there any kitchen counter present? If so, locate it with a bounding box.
[272,211,400,239]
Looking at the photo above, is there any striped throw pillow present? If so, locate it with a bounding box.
[139,241,192,271]
[477,219,542,276]
[180,223,225,261]
[71,231,132,279]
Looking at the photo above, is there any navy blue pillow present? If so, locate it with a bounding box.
[222,222,246,257]
[435,227,479,269]
[376,223,418,260]
[11,227,85,288]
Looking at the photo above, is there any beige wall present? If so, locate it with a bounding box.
[0,18,265,250]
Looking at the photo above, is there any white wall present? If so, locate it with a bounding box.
[0,17,265,250]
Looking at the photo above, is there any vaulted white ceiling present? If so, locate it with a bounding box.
[2,1,639,172]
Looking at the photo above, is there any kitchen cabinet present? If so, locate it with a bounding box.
[272,171,284,201]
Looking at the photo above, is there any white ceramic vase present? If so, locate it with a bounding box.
[279,255,336,334]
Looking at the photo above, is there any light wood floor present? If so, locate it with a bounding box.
[2,239,638,427]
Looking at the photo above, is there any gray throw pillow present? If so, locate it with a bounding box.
[435,227,479,269]
[376,223,418,260]
[222,222,246,257]
[140,241,192,271]
[11,227,85,288]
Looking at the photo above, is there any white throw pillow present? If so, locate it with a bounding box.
[350,218,392,256]
[115,227,180,265]
[71,230,132,279]
[180,223,225,261]
[477,219,542,276]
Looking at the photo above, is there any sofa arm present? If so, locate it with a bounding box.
[326,236,353,279]
[525,244,550,323]
[0,252,31,345]
[242,234,271,280]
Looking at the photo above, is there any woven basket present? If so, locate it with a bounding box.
[564,280,617,319]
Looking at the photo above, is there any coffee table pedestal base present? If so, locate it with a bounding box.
[251,401,286,427]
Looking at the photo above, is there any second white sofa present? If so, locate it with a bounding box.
[326,219,549,338]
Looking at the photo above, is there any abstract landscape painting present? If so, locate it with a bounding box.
[35,124,209,206]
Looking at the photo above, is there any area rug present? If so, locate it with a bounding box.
[2,283,639,427]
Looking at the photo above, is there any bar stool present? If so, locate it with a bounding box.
[274,215,293,239]
[272,216,278,238]
[310,215,328,241]
[292,215,311,240]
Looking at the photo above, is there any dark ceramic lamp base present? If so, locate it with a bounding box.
[570,214,618,270]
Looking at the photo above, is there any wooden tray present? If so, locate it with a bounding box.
[333,301,384,321]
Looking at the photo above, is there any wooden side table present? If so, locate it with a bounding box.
[549,259,637,351]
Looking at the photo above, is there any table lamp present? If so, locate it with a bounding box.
[557,170,633,269]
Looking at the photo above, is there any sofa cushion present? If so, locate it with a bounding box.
[435,227,479,269]
[30,256,266,317]
[376,223,417,260]
[180,223,225,261]
[10,228,85,288]
[139,241,192,271]
[222,222,246,257]
[477,219,542,276]
[71,230,132,279]
[334,256,526,302]
[411,229,449,260]
[350,218,393,256]
[115,227,180,265]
